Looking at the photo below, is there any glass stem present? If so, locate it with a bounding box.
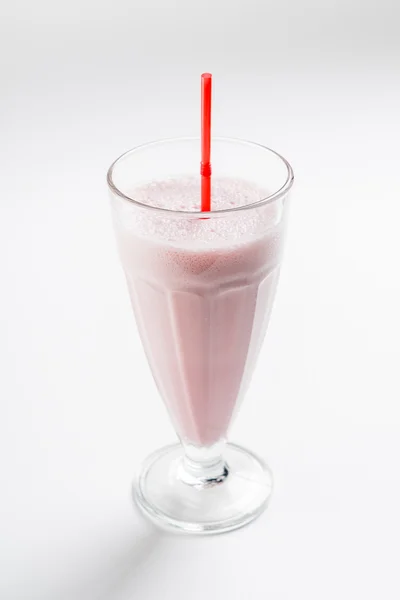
[179,440,229,488]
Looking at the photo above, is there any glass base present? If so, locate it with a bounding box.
[134,443,273,535]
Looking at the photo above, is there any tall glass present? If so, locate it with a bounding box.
[107,137,294,534]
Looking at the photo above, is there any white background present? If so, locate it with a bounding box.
[1,0,400,598]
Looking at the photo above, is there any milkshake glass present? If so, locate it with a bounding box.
[107,137,294,533]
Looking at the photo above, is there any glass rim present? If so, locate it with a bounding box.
[107,136,294,216]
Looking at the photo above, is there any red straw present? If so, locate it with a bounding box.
[201,73,212,212]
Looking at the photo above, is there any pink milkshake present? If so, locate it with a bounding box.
[113,177,285,447]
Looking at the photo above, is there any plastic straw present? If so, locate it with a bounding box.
[201,73,212,211]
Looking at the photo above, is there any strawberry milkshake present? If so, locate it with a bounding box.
[113,177,285,447]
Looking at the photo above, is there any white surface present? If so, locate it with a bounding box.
[1,0,400,598]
